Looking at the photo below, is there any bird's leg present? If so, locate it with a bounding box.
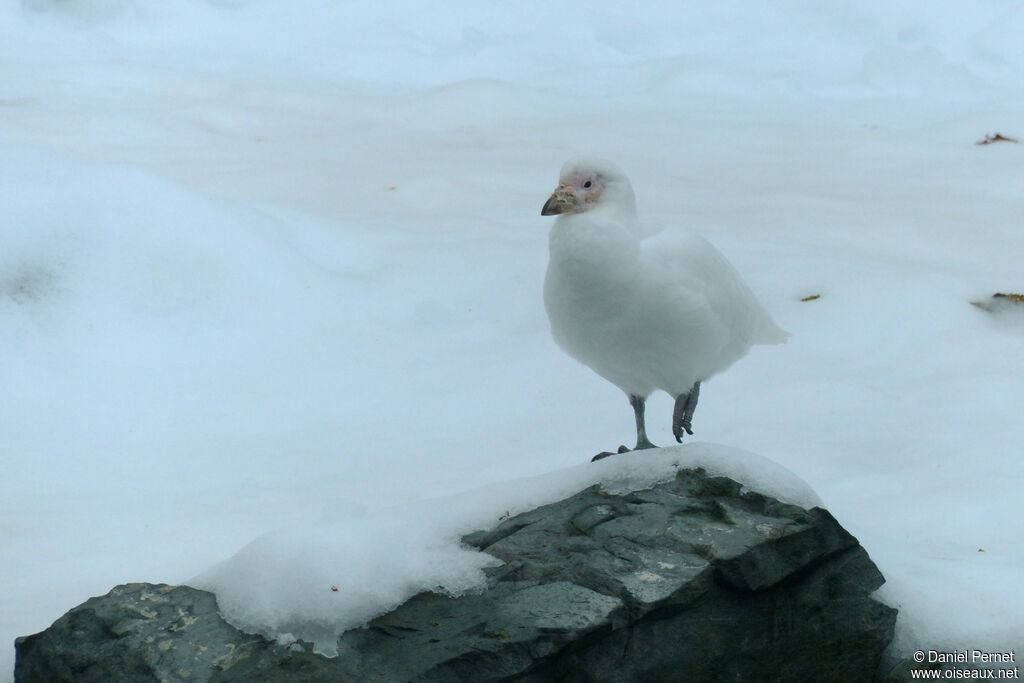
[592,394,656,462]
[672,381,701,442]
[630,394,657,450]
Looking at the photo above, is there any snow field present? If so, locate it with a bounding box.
[2,1,1024,678]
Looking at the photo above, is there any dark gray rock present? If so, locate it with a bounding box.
[13,583,340,682]
[15,467,897,682]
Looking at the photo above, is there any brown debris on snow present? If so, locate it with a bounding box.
[975,133,1018,145]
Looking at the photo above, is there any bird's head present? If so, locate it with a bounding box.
[541,157,636,218]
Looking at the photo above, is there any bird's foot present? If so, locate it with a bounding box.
[591,440,659,462]
[591,445,632,462]
[635,436,657,451]
[672,420,694,443]
[672,382,701,442]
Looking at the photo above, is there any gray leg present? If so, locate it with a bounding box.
[673,381,701,443]
[630,394,657,450]
[592,393,656,462]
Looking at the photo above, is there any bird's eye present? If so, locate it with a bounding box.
[583,180,592,188]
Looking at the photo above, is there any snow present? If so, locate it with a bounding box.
[2,1,1024,678]
[195,444,820,655]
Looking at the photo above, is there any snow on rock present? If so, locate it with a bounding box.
[16,466,888,682]
[193,443,821,653]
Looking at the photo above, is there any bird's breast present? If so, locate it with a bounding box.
[543,257,648,368]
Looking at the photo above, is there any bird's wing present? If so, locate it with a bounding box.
[640,230,788,346]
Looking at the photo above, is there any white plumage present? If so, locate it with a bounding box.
[541,158,787,457]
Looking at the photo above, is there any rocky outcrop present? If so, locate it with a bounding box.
[15,467,897,682]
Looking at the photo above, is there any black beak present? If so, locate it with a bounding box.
[541,194,565,216]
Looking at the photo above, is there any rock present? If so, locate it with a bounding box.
[15,467,896,682]
[13,583,341,682]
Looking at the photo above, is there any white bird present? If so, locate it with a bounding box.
[541,158,788,460]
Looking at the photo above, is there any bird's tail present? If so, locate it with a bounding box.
[756,318,791,345]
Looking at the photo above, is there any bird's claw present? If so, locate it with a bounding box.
[672,422,693,443]
[672,382,700,443]
[591,445,631,462]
